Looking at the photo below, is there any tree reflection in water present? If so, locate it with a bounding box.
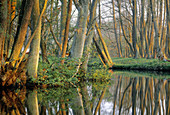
[0,72,170,115]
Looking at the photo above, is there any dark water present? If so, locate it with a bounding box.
[0,71,170,115]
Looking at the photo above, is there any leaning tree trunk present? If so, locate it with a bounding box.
[9,0,33,67]
[0,0,7,66]
[27,0,41,78]
[81,0,98,72]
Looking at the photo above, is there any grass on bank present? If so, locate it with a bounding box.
[111,58,170,71]
[112,70,170,79]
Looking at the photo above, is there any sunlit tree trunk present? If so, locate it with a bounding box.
[27,0,41,78]
[61,0,72,63]
[10,0,33,66]
[4,0,17,59]
[0,0,7,66]
[59,0,67,56]
[95,23,113,66]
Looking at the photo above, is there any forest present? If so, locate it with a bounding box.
[0,0,170,114]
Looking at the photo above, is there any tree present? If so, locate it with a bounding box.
[112,0,122,57]
[27,0,41,78]
[0,0,7,66]
[9,0,33,66]
[132,0,138,58]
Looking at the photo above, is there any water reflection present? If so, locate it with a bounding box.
[0,71,170,115]
[0,88,26,114]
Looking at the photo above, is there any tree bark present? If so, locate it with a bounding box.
[139,0,145,58]
[61,0,72,63]
[81,0,98,72]
[10,0,33,66]
[27,0,41,78]
[112,0,122,57]
[59,0,67,56]
[150,0,160,58]
[165,0,170,57]
[0,0,7,65]
[132,0,138,58]
[70,0,89,59]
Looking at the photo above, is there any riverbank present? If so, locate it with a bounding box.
[111,58,170,72]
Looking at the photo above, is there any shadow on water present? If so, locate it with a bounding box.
[0,71,170,115]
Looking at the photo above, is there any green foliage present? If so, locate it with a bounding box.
[86,68,112,81]
[37,57,79,86]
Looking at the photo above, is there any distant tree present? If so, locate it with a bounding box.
[132,0,138,58]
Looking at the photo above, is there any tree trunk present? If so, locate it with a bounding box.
[59,0,67,56]
[132,0,138,58]
[27,0,41,78]
[95,23,113,66]
[150,0,160,58]
[139,0,145,58]
[112,0,122,57]
[0,0,7,66]
[116,0,134,56]
[70,1,89,115]
[70,0,89,59]
[81,0,98,72]
[40,17,49,63]
[165,0,170,57]
[10,0,33,66]
[61,0,72,63]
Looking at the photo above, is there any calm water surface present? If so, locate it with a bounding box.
[0,71,170,115]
